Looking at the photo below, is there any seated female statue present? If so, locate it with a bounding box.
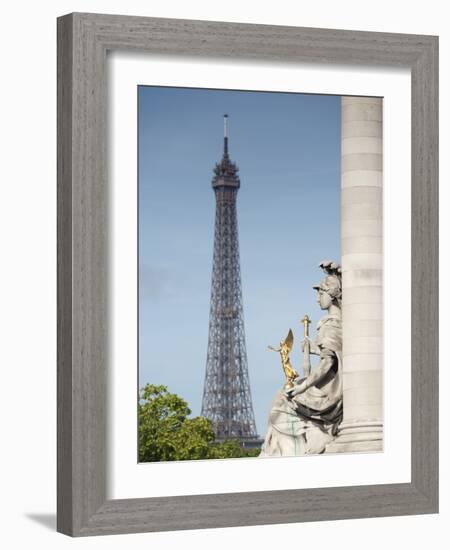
[260,261,343,457]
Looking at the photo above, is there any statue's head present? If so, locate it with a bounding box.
[313,260,342,309]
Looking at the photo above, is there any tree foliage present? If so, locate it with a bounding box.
[138,384,260,462]
[208,439,261,459]
[139,384,215,462]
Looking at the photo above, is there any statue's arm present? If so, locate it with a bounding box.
[309,341,321,355]
[302,338,320,355]
[288,348,335,396]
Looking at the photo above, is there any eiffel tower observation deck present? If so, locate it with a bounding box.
[201,115,261,449]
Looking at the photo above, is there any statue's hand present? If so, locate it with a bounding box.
[284,387,294,399]
[289,382,307,397]
[303,338,320,355]
[284,379,306,398]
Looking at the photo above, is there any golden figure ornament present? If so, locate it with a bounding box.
[268,329,299,390]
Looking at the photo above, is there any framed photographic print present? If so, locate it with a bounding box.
[57,13,438,536]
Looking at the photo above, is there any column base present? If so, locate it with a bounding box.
[325,420,383,454]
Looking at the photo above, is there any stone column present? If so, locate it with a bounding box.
[327,97,383,453]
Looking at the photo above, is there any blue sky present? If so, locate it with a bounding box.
[138,86,340,436]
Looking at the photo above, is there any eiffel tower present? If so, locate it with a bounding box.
[201,115,261,448]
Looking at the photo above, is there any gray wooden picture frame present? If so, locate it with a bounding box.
[57,12,438,537]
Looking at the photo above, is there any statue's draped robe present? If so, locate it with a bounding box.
[260,315,343,456]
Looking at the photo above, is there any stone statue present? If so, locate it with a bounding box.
[260,261,343,457]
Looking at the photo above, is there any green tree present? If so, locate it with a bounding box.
[139,384,215,462]
[138,384,261,462]
[208,439,260,459]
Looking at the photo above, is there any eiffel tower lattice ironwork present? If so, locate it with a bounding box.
[201,115,261,447]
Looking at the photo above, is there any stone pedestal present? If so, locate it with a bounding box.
[326,97,384,454]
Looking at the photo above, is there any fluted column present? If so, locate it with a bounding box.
[327,96,383,453]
